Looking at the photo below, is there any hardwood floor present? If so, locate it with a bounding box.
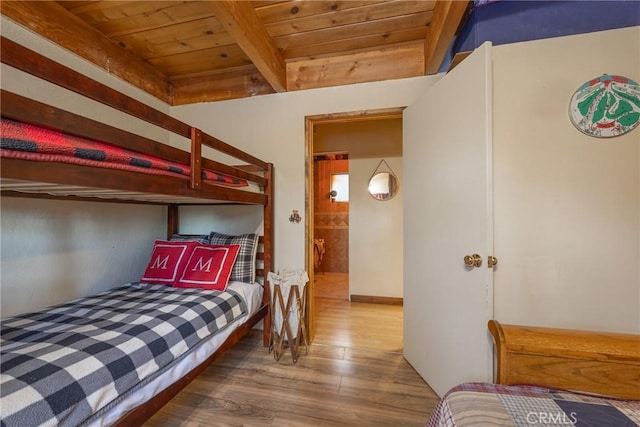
[313,273,402,352]
[313,272,349,300]
[314,297,404,353]
[145,278,440,426]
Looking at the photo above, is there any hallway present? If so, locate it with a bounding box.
[313,272,404,353]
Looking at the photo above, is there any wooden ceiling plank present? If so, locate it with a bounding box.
[58,1,170,25]
[265,0,435,38]
[148,45,252,77]
[116,17,235,59]
[256,1,386,24]
[209,0,287,93]
[283,27,428,60]
[61,1,164,14]
[424,0,471,74]
[57,0,98,9]
[77,2,216,38]
[287,40,424,91]
[1,1,171,104]
[274,11,432,50]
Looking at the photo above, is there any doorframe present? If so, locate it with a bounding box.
[304,107,404,341]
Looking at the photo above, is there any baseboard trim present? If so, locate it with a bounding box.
[350,295,403,305]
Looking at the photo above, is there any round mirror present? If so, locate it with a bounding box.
[368,172,399,201]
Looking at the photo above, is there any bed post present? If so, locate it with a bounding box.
[488,320,507,384]
[167,204,179,239]
[189,128,202,190]
[263,163,274,346]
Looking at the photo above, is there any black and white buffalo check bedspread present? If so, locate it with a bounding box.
[0,282,247,427]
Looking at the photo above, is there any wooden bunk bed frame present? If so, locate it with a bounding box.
[1,37,274,425]
[488,320,640,400]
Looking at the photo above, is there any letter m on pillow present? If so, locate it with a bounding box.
[151,254,171,270]
[141,240,196,285]
[176,244,241,291]
[191,256,213,272]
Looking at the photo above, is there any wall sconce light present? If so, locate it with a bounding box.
[289,210,301,223]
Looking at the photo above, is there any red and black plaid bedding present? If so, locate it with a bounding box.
[0,282,247,427]
[0,117,248,187]
[427,382,640,426]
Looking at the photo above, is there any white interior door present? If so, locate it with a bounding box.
[402,42,494,396]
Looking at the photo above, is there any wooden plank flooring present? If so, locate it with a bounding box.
[145,276,439,426]
[314,297,404,353]
[313,273,403,352]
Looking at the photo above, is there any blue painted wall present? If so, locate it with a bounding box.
[441,0,640,71]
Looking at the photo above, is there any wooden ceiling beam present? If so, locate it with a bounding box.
[424,0,471,75]
[287,41,425,92]
[209,0,287,93]
[172,68,275,105]
[0,1,172,104]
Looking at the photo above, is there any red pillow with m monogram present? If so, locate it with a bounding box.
[175,244,241,291]
[141,240,197,286]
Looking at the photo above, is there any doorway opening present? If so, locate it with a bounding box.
[313,151,350,301]
[305,108,404,348]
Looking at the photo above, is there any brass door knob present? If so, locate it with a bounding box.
[488,256,498,268]
[463,253,482,268]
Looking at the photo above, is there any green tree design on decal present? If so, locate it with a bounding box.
[569,75,640,137]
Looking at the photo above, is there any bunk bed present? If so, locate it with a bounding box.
[0,37,274,427]
[427,320,640,426]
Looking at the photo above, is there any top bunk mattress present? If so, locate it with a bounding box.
[0,116,265,204]
[1,117,248,187]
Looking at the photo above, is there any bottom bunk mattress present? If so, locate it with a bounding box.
[427,383,640,427]
[0,281,263,427]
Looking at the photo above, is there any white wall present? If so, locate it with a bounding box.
[350,157,403,298]
[170,77,440,275]
[0,17,170,316]
[178,205,264,236]
[1,198,165,317]
[492,27,640,333]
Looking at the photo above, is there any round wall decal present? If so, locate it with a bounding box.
[568,74,640,138]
